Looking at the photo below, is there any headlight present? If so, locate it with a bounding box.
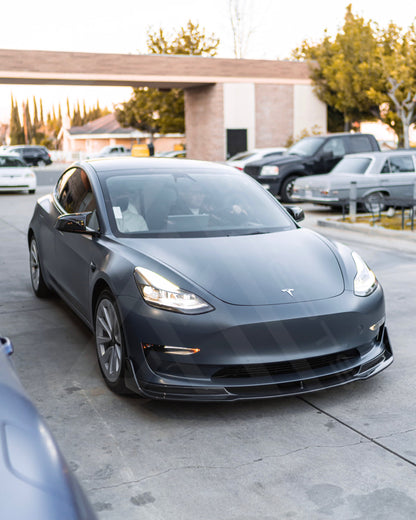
[134,267,214,314]
[352,252,377,296]
[25,172,36,178]
[260,165,279,177]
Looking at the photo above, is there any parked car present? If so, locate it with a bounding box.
[28,157,392,401]
[87,145,131,159]
[243,133,380,202]
[0,153,36,193]
[155,150,187,158]
[292,150,416,212]
[8,145,52,167]
[0,336,97,519]
[226,147,286,171]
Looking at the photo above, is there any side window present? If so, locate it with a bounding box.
[57,168,97,216]
[322,138,346,158]
[349,136,373,153]
[380,160,391,174]
[388,155,415,173]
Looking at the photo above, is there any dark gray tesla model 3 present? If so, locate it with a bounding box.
[28,158,393,401]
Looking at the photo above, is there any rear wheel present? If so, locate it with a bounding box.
[95,290,129,394]
[29,236,51,298]
[280,175,298,203]
[37,160,46,167]
[363,192,386,213]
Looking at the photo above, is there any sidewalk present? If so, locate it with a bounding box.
[301,205,416,255]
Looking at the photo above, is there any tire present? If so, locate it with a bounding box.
[279,175,299,203]
[95,290,129,394]
[37,160,46,167]
[363,192,386,213]
[29,236,52,298]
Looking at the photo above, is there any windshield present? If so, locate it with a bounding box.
[287,137,326,157]
[228,151,255,161]
[102,169,295,237]
[331,157,372,174]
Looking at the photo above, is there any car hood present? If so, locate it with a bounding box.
[123,228,345,305]
[249,154,304,168]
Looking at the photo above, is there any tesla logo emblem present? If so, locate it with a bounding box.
[282,288,295,297]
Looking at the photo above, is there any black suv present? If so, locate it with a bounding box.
[8,145,52,167]
[243,133,380,202]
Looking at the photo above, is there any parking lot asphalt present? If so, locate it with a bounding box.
[1,187,416,519]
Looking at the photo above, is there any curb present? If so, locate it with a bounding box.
[317,218,416,240]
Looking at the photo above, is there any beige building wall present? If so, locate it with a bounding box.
[254,84,294,148]
[223,83,256,150]
[293,84,327,137]
[185,84,225,161]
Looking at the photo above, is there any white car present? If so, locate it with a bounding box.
[0,153,37,194]
[226,147,287,171]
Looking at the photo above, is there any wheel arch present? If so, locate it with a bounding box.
[91,278,113,321]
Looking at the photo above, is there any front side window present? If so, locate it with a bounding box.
[322,138,346,158]
[56,168,98,215]
[102,169,295,237]
[388,155,415,173]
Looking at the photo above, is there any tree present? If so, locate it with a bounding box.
[117,21,219,139]
[146,20,219,56]
[368,23,416,147]
[9,96,24,145]
[293,5,382,131]
[228,0,255,58]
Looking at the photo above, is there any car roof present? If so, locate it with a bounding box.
[81,157,240,175]
[342,149,416,159]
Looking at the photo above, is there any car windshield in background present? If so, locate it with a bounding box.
[102,170,295,237]
[332,157,372,174]
[287,137,326,157]
[228,151,256,161]
[0,155,27,167]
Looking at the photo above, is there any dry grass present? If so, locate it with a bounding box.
[341,210,416,231]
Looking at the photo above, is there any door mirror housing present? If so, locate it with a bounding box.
[55,212,98,235]
[284,205,305,222]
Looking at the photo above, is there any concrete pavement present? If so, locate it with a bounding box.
[1,188,416,519]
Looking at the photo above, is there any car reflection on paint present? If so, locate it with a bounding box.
[28,157,392,401]
[0,336,97,519]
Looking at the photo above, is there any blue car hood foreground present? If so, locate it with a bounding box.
[126,228,345,306]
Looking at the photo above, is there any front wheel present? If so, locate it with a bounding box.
[279,175,299,203]
[95,291,129,394]
[363,192,386,213]
[29,236,51,298]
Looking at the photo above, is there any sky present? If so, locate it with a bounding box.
[0,0,415,122]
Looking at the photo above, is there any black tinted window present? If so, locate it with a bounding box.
[57,168,97,214]
[349,136,374,153]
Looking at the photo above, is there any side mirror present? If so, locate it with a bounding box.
[285,205,305,222]
[0,336,13,356]
[55,212,98,234]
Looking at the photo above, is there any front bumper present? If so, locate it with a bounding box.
[120,288,393,401]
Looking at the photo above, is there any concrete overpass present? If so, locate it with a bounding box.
[0,49,326,160]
